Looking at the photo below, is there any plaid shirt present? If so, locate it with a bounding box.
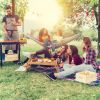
[84,48,99,69]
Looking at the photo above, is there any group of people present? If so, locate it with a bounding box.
[17,28,100,81]
[2,5,100,81]
[16,27,64,71]
[47,37,99,80]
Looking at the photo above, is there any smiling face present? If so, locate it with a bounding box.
[43,29,48,35]
[82,37,91,51]
[6,8,12,15]
[67,46,72,55]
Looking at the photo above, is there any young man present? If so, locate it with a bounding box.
[2,5,21,54]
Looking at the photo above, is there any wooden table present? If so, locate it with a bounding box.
[29,58,59,72]
[0,40,26,67]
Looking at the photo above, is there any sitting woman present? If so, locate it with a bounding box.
[58,45,82,72]
[64,45,82,65]
[16,45,68,71]
[45,37,100,80]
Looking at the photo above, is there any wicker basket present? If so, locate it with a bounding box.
[75,71,97,84]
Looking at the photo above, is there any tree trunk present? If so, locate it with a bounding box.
[93,4,98,25]
[12,0,15,15]
[97,0,100,57]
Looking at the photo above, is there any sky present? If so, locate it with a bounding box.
[24,0,62,33]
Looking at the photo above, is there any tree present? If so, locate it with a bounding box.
[15,0,28,32]
[0,0,10,37]
[0,0,10,19]
[15,0,28,22]
[57,0,100,57]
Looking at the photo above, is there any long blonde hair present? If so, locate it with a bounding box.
[39,28,50,42]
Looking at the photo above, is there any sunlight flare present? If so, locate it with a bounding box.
[24,0,62,32]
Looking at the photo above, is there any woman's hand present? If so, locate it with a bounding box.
[60,63,64,67]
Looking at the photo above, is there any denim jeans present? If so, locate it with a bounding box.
[56,64,96,79]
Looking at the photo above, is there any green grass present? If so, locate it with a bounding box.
[0,40,100,100]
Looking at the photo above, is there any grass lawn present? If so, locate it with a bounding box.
[0,40,100,100]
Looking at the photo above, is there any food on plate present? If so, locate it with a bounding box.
[38,59,43,62]
[48,59,51,63]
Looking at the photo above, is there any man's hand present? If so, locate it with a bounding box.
[11,21,17,26]
[11,19,21,26]
[60,62,64,67]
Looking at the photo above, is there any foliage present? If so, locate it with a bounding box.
[0,0,28,36]
[15,0,28,22]
[0,0,10,19]
[0,0,10,37]
[82,28,98,41]
[57,0,98,21]
[0,0,28,22]
[56,0,99,38]
[57,0,75,16]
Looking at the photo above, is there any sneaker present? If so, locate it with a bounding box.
[43,72,56,80]
[15,66,26,71]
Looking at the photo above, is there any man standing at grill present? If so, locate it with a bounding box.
[2,5,21,54]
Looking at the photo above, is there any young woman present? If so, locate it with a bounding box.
[22,28,51,62]
[58,45,82,72]
[45,37,99,80]
[65,45,82,65]
[38,28,51,43]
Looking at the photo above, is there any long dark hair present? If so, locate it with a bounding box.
[67,45,80,64]
[70,45,78,56]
